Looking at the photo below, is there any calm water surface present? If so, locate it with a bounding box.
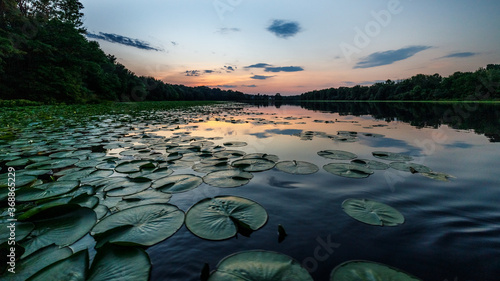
[145,102,500,281]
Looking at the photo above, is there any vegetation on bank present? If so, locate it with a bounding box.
[1,1,499,105]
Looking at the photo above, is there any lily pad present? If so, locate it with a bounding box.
[342,199,405,226]
[103,177,151,197]
[350,159,389,170]
[27,250,88,281]
[223,141,248,147]
[318,150,357,160]
[91,203,184,247]
[390,162,432,173]
[372,151,413,161]
[192,160,233,173]
[324,163,374,179]
[208,250,313,281]
[330,260,422,281]
[420,171,455,181]
[114,160,154,173]
[275,160,319,175]
[25,158,80,170]
[87,244,151,281]
[203,170,253,188]
[185,196,268,240]
[231,158,276,172]
[214,150,247,159]
[116,189,173,211]
[16,180,80,202]
[152,174,203,193]
[243,153,279,163]
[0,174,37,188]
[0,221,34,243]
[20,205,97,257]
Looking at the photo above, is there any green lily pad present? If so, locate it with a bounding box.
[330,260,422,281]
[243,153,280,163]
[20,205,97,257]
[350,159,389,170]
[203,170,253,188]
[192,161,233,173]
[17,197,72,220]
[87,244,151,281]
[420,171,455,181]
[27,250,88,281]
[5,158,30,166]
[223,141,248,147]
[6,245,73,281]
[114,160,154,173]
[103,177,151,197]
[372,151,413,161]
[25,158,80,170]
[324,163,374,179]
[208,250,313,281]
[390,162,432,173]
[115,189,173,211]
[141,167,174,180]
[342,199,405,226]
[214,150,247,159]
[275,160,319,175]
[0,174,37,188]
[152,174,203,193]
[16,180,80,202]
[91,203,184,247]
[231,158,276,172]
[0,221,34,243]
[185,196,268,240]
[318,150,357,160]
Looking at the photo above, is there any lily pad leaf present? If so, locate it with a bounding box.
[0,221,34,243]
[103,177,151,197]
[342,199,404,226]
[231,158,276,172]
[390,162,432,173]
[330,260,422,281]
[27,250,88,281]
[0,175,37,188]
[350,159,389,170]
[87,244,151,281]
[275,160,319,175]
[318,150,357,160]
[185,196,268,241]
[324,163,374,179]
[152,174,202,193]
[16,180,80,202]
[91,203,184,247]
[114,160,153,173]
[223,141,248,147]
[420,171,455,181]
[372,151,413,161]
[208,250,313,281]
[243,153,280,163]
[20,205,97,258]
[25,158,80,170]
[214,150,246,159]
[203,170,253,188]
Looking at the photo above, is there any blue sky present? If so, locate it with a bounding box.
[80,0,500,95]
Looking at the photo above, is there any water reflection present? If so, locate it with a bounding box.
[247,101,500,142]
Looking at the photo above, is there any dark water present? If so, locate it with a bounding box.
[147,102,500,281]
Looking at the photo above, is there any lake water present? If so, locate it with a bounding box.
[1,101,499,280]
[145,102,500,281]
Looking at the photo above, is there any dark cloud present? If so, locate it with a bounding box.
[217,85,237,88]
[251,75,274,80]
[245,63,272,68]
[204,70,215,74]
[440,52,478,59]
[224,65,236,72]
[86,32,163,51]
[171,41,178,46]
[241,84,257,88]
[217,28,241,34]
[185,70,200,77]
[267,19,301,38]
[264,66,304,72]
[354,46,431,69]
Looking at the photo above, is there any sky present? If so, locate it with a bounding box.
[80,0,500,95]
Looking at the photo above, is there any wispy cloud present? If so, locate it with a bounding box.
[204,70,215,74]
[245,63,272,68]
[86,32,163,51]
[439,52,478,59]
[354,46,431,69]
[251,75,274,80]
[242,84,257,88]
[267,20,301,38]
[224,65,236,72]
[171,41,178,46]
[217,85,237,88]
[217,28,241,34]
[185,70,200,77]
[265,66,304,72]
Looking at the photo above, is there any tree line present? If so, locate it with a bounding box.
[0,0,250,104]
[300,65,500,101]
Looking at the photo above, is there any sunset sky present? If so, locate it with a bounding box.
[80,0,500,95]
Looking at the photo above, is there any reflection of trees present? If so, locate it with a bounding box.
[246,101,500,142]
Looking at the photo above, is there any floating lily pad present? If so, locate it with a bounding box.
[223,141,248,147]
[0,221,34,243]
[350,159,390,170]
[231,158,276,172]
[141,167,174,180]
[0,174,37,188]
[87,244,151,281]
[420,171,455,181]
[324,163,374,179]
[103,177,151,197]
[342,199,404,226]
[208,250,313,281]
[214,150,247,159]
[390,162,432,173]
[192,160,233,173]
[152,174,203,193]
[91,203,184,247]
[318,150,357,160]
[20,205,97,257]
[372,151,413,161]
[27,250,88,281]
[115,189,173,211]
[16,180,80,202]
[185,196,268,240]
[114,160,154,173]
[243,153,280,163]
[330,260,422,281]
[203,170,253,188]
[275,160,319,175]
[25,158,80,170]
